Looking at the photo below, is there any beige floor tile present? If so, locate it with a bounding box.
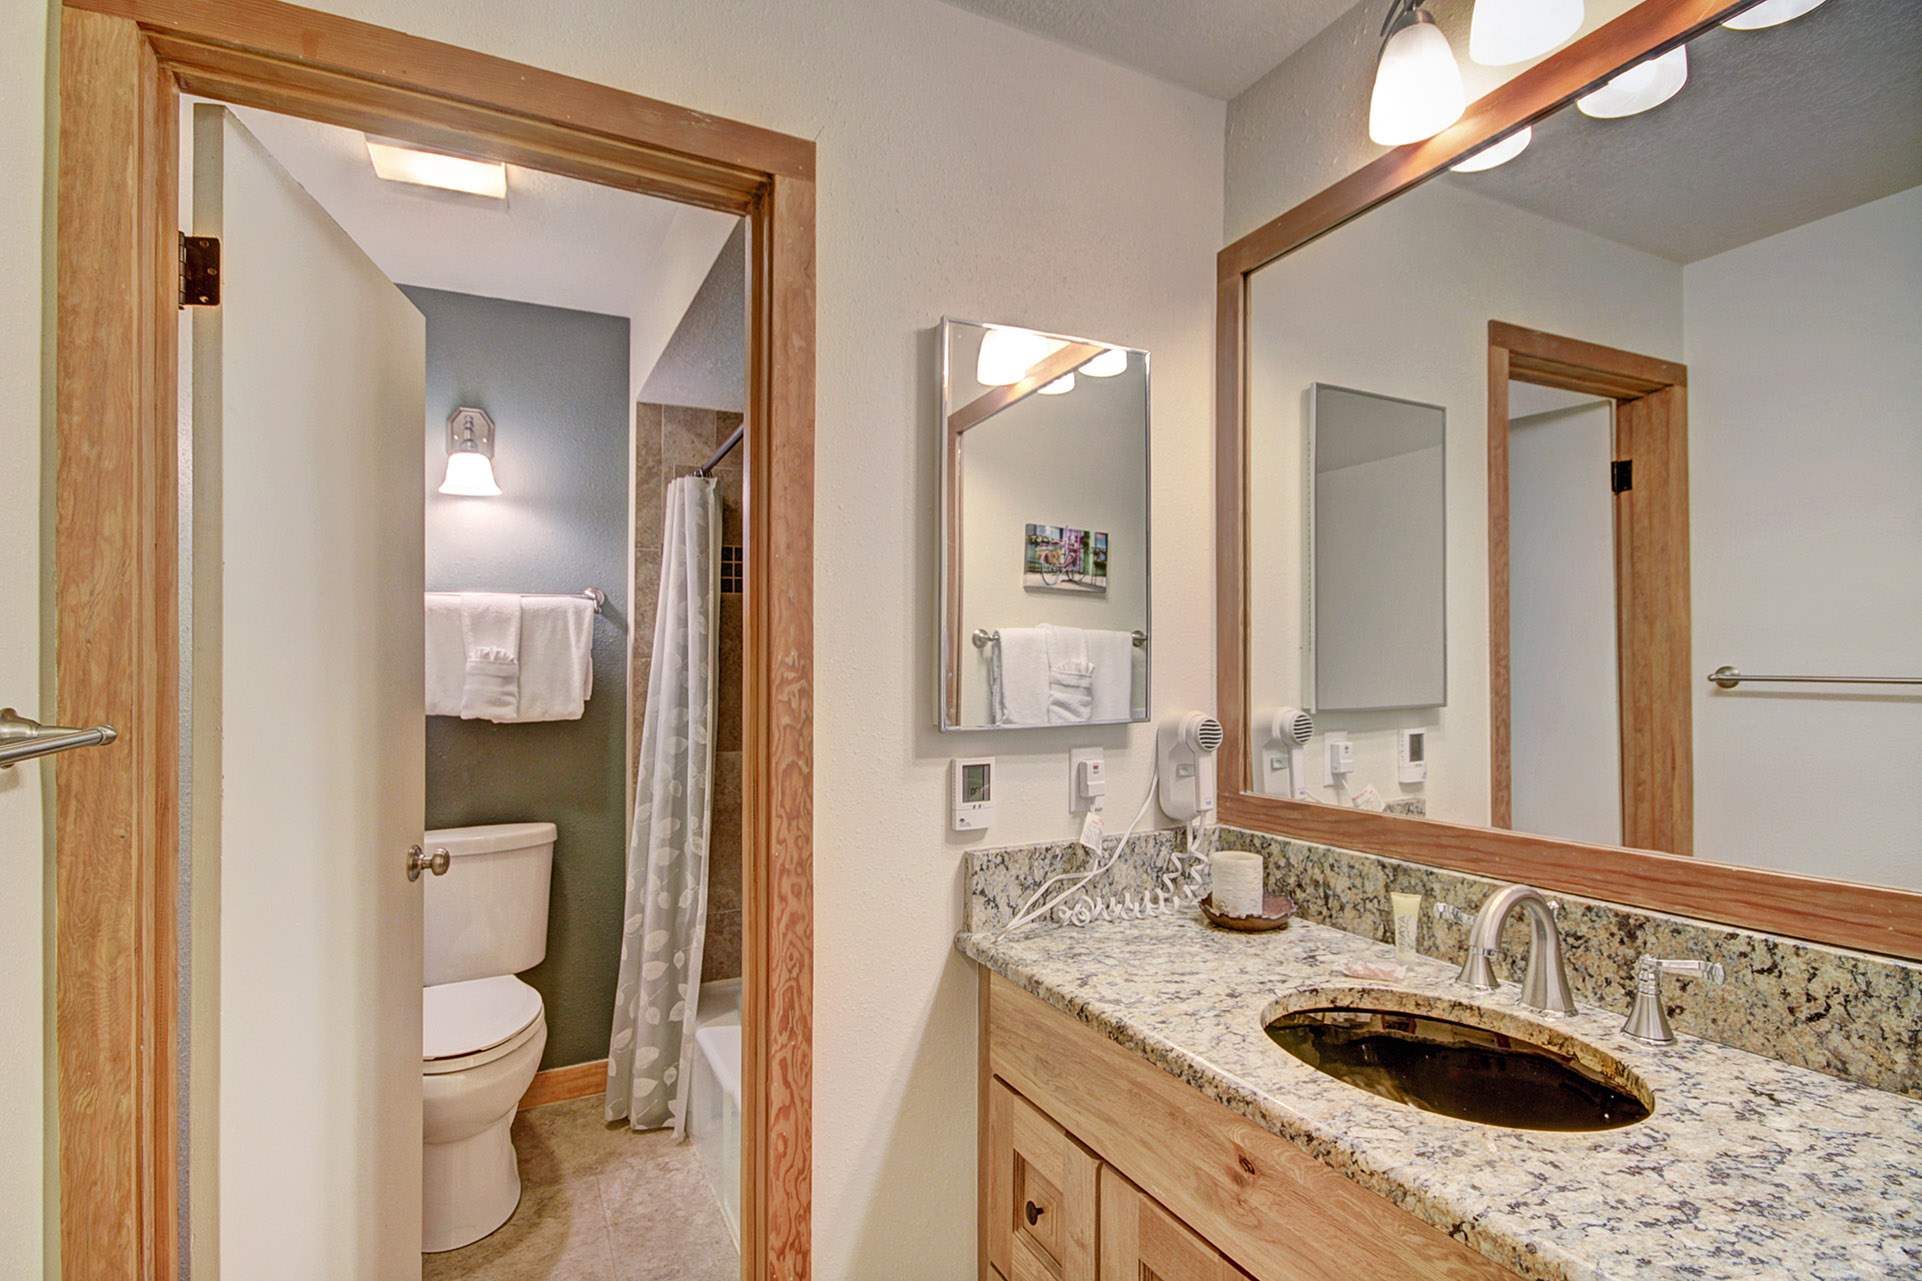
[598,1147,738,1281]
[422,1177,614,1281]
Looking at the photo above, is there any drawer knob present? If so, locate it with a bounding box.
[1024,1200,1045,1226]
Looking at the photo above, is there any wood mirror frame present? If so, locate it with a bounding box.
[1214,0,1922,962]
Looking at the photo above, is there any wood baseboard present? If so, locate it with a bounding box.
[518,1058,608,1111]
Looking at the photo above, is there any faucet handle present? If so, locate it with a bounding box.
[1432,901,1474,927]
[1622,955,1725,1045]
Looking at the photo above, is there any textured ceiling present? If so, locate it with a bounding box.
[1446,0,1922,263]
[935,0,1359,98]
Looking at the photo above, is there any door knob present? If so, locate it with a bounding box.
[406,844,451,882]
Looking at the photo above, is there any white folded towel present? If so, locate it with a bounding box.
[1042,624,1094,724]
[1086,629,1138,723]
[517,596,597,721]
[989,627,1051,727]
[458,594,523,721]
[424,593,465,717]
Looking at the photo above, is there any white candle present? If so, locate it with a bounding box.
[1210,850,1265,917]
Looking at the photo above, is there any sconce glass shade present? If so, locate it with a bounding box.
[1451,125,1533,172]
[438,450,501,496]
[1469,0,1584,66]
[1722,0,1827,28]
[1039,373,1076,395]
[1577,46,1688,118]
[1369,10,1466,146]
[1080,347,1129,377]
[976,328,1067,385]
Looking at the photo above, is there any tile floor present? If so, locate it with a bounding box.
[423,1095,738,1281]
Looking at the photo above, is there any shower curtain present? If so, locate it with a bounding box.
[606,475,719,1135]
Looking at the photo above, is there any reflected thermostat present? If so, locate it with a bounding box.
[1398,729,1427,785]
[951,757,995,831]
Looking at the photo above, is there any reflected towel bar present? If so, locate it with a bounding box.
[1707,666,1922,689]
[974,628,1147,648]
[0,707,119,769]
[431,588,605,614]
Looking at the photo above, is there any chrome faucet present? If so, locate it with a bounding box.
[1621,955,1724,1044]
[1456,884,1577,1015]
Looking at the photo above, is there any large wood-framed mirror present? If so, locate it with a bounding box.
[1217,0,1922,960]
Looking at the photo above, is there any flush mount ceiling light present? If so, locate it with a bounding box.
[1723,0,1828,28]
[365,137,507,199]
[1469,0,1584,65]
[975,328,1068,386]
[1369,0,1467,147]
[1577,46,1689,118]
[1080,347,1129,377]
[439,407,501,497]
[1451,125,1534,172]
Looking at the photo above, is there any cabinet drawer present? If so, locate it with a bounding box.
[986,1076,1099,1281]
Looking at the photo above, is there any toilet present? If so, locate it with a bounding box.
[420,821,557,1253]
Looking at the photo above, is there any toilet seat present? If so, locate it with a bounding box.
[423,975,543,1074]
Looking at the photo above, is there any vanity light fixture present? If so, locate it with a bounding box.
[975,327,1067,386]
[1451,125,1533,172]
[366,136,508,199]
[1080,347,1129,377]
[1469,0,1583,65]
[1722,0,1828,28]
[439,407,501,497]
[1039,373,1076,395]
[1576,45,1689,118]
[1369,0,1466,146]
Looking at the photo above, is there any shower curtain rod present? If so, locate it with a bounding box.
[693,423,745,477]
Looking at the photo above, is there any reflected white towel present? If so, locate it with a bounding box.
[1086,629,1137,723]
[459,594,522,721]
[424,593,465,717]
[990,627,1051,727]
[1042,624,1094,724]
[518,596,597,722]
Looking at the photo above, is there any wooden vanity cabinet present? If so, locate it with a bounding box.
[978,972,1520,1281]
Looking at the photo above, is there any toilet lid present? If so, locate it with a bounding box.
[422,975,543,1061]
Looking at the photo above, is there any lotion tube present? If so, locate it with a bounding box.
[1390,892,1422,968]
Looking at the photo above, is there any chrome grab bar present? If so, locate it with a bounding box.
[0,708,119,769]
[974,628,1147,648]
[1708,666,1922,689]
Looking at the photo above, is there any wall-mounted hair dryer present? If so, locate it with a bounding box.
[1255,706,1315,801]
[1157,712,1224,822]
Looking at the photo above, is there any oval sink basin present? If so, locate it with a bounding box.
[1264,996,1651,1132]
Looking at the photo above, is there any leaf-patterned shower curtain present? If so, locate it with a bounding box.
[606,475,718,1135]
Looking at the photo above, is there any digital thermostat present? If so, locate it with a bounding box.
[950,757,995,831]
[1398,728,1427,785]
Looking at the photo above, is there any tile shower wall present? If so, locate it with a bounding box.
[632,403,745,984]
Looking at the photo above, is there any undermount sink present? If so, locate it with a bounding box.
[1264,992,1652,1132]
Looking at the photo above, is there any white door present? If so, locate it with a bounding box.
[190,103,426,1280]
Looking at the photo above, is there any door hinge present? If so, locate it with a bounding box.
[1611,459,1633,494]
[179,234,220,307]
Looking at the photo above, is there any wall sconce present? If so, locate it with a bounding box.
[440,406,501,496]
[1369,0,1466,146]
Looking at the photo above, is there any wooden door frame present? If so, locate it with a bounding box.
[1214,0,1922,961]
[53,3,815,1277]
[1488,321,1691,855]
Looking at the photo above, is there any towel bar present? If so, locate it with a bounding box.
[0,708,119,769]
[1707,666,1921,689]
[974,628,1146,649]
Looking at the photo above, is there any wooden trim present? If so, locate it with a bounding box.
[1491,321,1685,395]
[1218,0,1756,281]
[55,11,180,1277]
[517,1059,609,1111]
[1214,0,1922,961]
[54,3,815,1277]
[1486,345,1512,832]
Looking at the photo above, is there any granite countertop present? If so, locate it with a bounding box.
[957,911,1922,1281]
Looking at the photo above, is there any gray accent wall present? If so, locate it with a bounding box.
[408,285,630,1071]
[637,220,745,413]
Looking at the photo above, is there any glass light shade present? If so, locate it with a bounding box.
[1469,0,1584,65]
[1722,0,1827,29]
[1081,347,1129,377]
[1369,15,1467,146]
[975,328,1067,385]
[1039,373,1075,396]
[1450,125,1533,172]
[438,450,501,496]
[1577,46,1688,118]
[365,138,507,199]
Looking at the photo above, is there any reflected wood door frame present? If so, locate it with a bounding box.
[54,2,814,1277]
[1488,321,1692,855]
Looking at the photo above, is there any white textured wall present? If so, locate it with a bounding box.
[1686,185,1922,889]
[24,1,1220,1275]
[0,0,49,1274]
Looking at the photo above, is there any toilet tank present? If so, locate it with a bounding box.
[422,821,556,987]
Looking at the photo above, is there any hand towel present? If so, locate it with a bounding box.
[424,593,465,717]
[517,596,597,721]
[1086,629,1138,723]
[1041,624,1094,724]
[458,593,522,721]
[989,627,1051,727]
